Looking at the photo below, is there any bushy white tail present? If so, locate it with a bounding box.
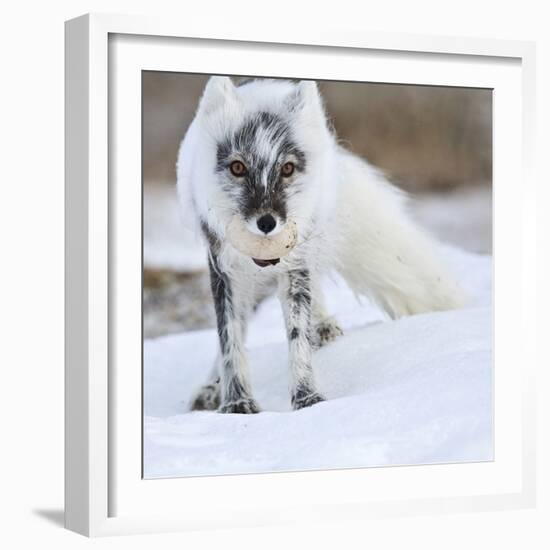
[332,151,465,319]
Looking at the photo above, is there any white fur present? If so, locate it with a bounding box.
[177,77,465,320]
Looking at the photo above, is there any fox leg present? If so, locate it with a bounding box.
[279,265,325,410]
[208,253,260,414]
[309,276,343,349]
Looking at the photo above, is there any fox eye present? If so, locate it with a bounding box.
[281,162,295,177]
[229,160,247,177]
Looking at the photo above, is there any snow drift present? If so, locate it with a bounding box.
[143,245,492,478]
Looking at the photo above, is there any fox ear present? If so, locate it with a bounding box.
[198,76,237,115]
[296,80,321,106]
[286,80,326,121]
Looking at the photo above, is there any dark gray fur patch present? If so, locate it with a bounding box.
[206,238,253,407]
[202,219,233,359]
[224,375,251,405]
[207,252,233,357]
[216,111,307,221]
[291,384,325,410]
[218,397,260,414]
[200,219,220,253]
[287,268,314,346]
[287,268,311,307]
[292,383,315,403]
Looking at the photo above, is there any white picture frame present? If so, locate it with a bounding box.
[65,12,537,537]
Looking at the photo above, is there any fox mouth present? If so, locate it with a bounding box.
[226,217,298,267]
[252,258,280,267]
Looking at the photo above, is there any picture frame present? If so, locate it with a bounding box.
[65,12,537,537]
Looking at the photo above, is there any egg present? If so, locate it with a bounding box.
[226,217,298,260]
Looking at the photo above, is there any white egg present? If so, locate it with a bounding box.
[226,217,298,260]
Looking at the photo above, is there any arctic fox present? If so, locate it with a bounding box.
[177,77,464,414]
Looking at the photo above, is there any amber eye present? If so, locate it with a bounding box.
[281,162,295,177]
[229,160,247,177]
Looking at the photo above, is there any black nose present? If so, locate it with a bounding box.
[257,214,277,234]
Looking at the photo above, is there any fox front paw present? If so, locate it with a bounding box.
[292,391,326,410]
[218,397,261,414]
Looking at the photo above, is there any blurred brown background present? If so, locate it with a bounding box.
[143,73,492,338]
[143,73,492,191]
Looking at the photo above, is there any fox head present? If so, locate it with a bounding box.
[178,77,335,252]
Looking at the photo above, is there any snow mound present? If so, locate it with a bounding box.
[144,246,493,478]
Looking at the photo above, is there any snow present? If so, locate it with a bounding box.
[411,186,492,254]
[143,245,493,478]
[144,184,206,272]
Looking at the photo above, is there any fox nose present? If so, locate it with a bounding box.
[257,214,277,234]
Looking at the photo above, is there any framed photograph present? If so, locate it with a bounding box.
[65,13,537,536]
